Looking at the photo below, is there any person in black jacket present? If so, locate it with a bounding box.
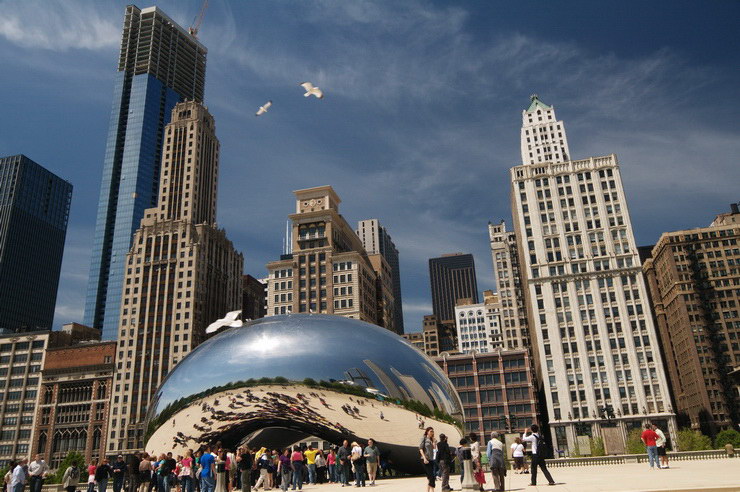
[112,455,128,492]
[95,459,113,492]
[336,440,351,486]
[436,434,452,492]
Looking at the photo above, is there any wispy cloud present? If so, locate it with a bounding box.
[0,1,119,51]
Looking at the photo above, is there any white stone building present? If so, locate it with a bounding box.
[510,95,676,454]
[454,291,503,354]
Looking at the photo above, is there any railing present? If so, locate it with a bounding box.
[544,449,736,468]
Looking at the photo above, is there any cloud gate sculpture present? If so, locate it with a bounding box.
[145,314,464,473]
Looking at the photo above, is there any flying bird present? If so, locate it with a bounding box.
[300,82,324,99]
[255,100,272,116]
[206,310,243,334]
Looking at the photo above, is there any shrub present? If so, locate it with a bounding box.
[714,429,740,449]
[626,428,645,454]
[590,436,606,456]
[676,428,712,451]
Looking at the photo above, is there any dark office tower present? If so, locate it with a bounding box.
[428,253,478,322]
[0,155,72,331]
[84,5,207,339]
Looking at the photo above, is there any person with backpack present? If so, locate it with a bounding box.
[62,463,80,492]
[522,425,555,486]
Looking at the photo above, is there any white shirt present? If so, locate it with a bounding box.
[522,433,540,455]
[10,466,25,488]
[511,443,524,458]
[655,428,666,447]
[29,461,48,477]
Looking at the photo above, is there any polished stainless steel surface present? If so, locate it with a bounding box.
[145,314,463,472]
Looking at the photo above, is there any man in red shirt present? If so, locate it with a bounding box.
[641,424,660,469]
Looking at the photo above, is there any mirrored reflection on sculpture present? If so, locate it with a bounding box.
[145,314,464,473]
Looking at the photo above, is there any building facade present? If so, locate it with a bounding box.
[0,324,98,467]
[32,341,116,469]
[357,219,404,333]
[455,291,503,354]
[242,275,267,321]
[0,155,72,332]
[265,187,394,330]
[107,102,243,452]
[85,5,208,339]
[436,350,538,441]
[510,95,675,454]
[429,253,479,323]
[642,204,740,434]
[488,221,531,350]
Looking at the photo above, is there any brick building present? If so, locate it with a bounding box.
[33,341,116,468]
[435,350,538,441]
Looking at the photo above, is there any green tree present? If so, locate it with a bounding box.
[590,436,606,456]
[49,451,87,484]
[626,428,645,454]
[714,429,740,449]
[676,428,712,451]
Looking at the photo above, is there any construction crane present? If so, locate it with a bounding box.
[189,0,209,39]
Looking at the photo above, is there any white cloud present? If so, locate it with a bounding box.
[0,0,119,51]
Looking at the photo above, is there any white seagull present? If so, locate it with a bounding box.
[206,310,244,334]
[255,100,272,116]
[300,82,324,99]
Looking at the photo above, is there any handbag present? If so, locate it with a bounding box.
[474,468,486,484]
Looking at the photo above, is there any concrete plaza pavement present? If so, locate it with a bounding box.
[277,458,738,492]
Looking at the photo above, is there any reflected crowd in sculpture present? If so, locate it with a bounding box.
[145,315,463,473]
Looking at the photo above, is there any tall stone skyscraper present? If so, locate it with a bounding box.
[643,204,740,434]
[428,253,478,323]
[85,5,207,339]
[510,95,675,454]
[265,186,397,332]
[106,102,243,452]
[488,220,531,350]
[0,155,72,331]
[357,219,404,333]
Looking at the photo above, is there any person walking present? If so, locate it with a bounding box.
[253,449,270,491]
[419,427,436,492]
[87,460,98,492]
[468,433,484,492]
[289,447,303,491]
[510,437,527,474]
[337,441,351,487]
[199,446,216,492]
[652,423,670,469]
[314,451,327,484]
[4,461,16,492]
[10,459,27,492]
[435,434,452,492]
[641,424,660,470]
[62,462,81,492]
[303,445,318,486]
[277,450,291,492]
[215,450,227,492]
[112,455,128,492]
[363,439,379,486]
[522,425,555,486]
[486,432,506,492]
[326,449,336,484]
[95,459,113,492]
[28,454,49,492]
[180,450,195,492]
[237,447,253,492]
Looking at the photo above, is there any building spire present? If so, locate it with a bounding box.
[520,95,569,165]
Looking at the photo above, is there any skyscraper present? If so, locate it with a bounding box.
[643,203,740,434]
[357,219,404,333]
[428,253,478,323]
[488,220,531,350]
[510,95,675,454]
[0,155,72,332]
[265,186,397,331]
[107,102,243,452]
[85,5,207,339]
[454,290,503,354]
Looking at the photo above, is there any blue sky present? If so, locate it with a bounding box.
[1,0,738,333]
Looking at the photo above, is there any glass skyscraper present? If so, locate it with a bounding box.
[84,5,207,339]
[428,253,479,322]
[0,155,72,331]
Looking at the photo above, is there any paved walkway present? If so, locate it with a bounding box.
[274,459,738,492]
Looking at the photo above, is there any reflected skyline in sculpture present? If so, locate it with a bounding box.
[145,315,464,473]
